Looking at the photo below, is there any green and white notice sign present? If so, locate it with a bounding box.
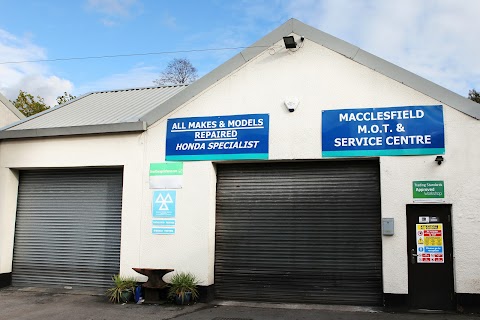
[150,162,183,189]
[413,181,444,200]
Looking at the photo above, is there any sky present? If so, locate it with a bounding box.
[0,0,478,107]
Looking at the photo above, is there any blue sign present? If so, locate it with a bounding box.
[152,190,176,218]
[152,228,175,235]
[425,246,443,253]
[152,220,176,226]
[166,114,269,161]
[322,105,445,157]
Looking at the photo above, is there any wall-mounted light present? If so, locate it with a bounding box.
[435,155,444,165]
[283,36,297,49]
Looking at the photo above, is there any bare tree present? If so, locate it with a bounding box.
[153,58,198,86]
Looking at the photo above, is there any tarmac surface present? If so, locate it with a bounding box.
[1,287,479,320]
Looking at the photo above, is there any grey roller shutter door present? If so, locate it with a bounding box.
[12,168,123,289]
[215,160,382,306]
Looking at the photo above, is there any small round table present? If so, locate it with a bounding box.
[132,268,174,289]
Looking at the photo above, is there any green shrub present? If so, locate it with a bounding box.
[106,274,137,303]
[168,272,199,304]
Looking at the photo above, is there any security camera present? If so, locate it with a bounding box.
[284,97,299,112]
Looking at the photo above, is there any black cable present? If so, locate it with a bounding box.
[0,46,273,65]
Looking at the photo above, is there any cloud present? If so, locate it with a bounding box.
[87,0,143,18]
[0,29,74,107]
[161,12,177,30]
[101,18,117,27]
[76,65,160,93]
[282,0,480,96]
[4,75,73,107]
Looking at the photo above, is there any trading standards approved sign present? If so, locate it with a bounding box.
[149,162,184,189]
[416,223,444,263]
[413,180,444,200]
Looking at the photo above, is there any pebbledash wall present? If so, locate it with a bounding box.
[0,19,479,309]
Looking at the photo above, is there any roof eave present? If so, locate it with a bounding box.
[0,121,146,140]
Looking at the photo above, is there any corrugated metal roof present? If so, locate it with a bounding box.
[7,85,186,130]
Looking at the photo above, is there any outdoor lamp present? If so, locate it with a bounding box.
[283,36,297,49]
[435,155,444,165]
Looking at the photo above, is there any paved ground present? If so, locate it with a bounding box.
[0,287,207,320]
[176,304,480,320]
[1,287,479,320]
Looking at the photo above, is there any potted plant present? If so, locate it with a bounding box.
[106,274,137,303]
[167,272,199,305]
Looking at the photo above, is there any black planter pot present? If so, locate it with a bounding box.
[175,292,192,305]
[120,290,133,303]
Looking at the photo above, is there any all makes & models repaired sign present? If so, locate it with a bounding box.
[166,114,269,161]
[322,105,445,157]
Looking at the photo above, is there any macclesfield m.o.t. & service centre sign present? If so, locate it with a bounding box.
[322,105,445,157]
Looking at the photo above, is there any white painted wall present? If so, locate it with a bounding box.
[0,34,478,296]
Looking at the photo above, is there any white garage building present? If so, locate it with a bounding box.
[0,19,479,311]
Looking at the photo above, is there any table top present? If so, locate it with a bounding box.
[132,268,174,272]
